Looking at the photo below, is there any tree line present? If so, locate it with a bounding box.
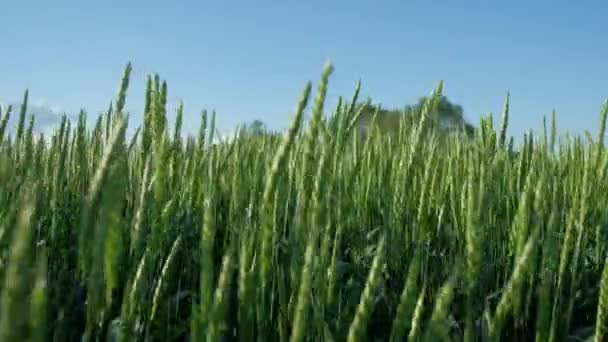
[241,95,476,141]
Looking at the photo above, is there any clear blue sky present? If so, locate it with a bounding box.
[1,0,607,141]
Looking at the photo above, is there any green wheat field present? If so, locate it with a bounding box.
[1,62,608,342]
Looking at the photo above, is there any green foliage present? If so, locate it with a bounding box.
[0,62,608,342]
[353,95,476,141]
[243,119,268,137]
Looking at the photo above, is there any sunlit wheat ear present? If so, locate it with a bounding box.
[594,99,608,169]
[407,285,427,342]
[238,225,257,342]
[290,223,318,342]
[0,104,12,142]
[347,235,387,342]
[29,249,47,342]
[122,247,152,340]
[489,227,540,341]
[595,247,608,342]
[534,201,559,342]
[150,235,182,322]
[464,160,483,342]
[101,146,128,309]
[0,198,35,342]
[114,62,132,115]
[389,247,423,342]
[291,142,330,342]
[295,61,333,242]
[422,265,460,342]
[325,212,344,309]
[498,92,510,149]
[207,240,237,341]
[259,81,311,294]
[130,155,152,259]
[79,116,127,276]
[196,160,219,336]
[15,89,29,147]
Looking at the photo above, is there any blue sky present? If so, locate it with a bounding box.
[1,0,606,141]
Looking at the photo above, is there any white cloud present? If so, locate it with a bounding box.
[49,105,64,114]
[33,98,49,108]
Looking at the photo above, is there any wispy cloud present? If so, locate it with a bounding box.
[1,98,77,137]
[49,105,65,114]
[33,98,48,108]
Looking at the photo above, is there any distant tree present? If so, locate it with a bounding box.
[246,119,268,136]
[410,95,475,136]
[354,95,476,140]
[241,119,269,137]
[235,119,283,144]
